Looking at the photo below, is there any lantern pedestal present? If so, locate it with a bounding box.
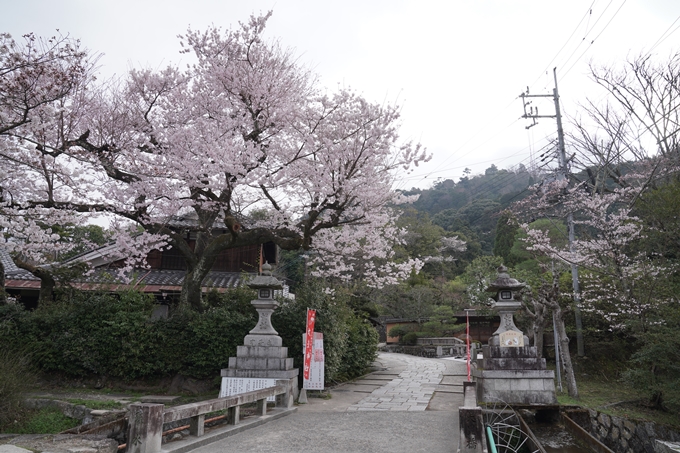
[219,264,298,407]
[473,266,556,405]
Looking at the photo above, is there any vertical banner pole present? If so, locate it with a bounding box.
[466,309,471,382]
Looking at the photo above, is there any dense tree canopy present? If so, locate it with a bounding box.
[0,15,428,309]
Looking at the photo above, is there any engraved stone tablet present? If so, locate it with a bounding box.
[499,330,524,347]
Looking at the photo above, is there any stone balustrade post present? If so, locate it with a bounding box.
[127,403,164,453]
[458,382,486,453]
[275,378,295,408]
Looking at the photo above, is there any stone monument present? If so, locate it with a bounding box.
[220,263,298,407]
[472,266,557,405]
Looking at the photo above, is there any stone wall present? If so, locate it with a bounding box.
[568,408,680,453]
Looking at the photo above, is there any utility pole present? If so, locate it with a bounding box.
[519,67,585,357]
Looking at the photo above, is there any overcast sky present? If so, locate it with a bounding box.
[3,0,680,190]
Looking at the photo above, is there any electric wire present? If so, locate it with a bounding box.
[417,3,607,191]
[400,1,629,195]
[553,0,616,77]
[395,132,555,188]
[527,1,597,92]
[561,0,628,80]
[649,15,680,53]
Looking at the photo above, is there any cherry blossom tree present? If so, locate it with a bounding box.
[1,14,429,310]
[0,32,96,303]
[520,185,667,333]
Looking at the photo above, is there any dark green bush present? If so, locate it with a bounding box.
[402,332,419,345]
[273,281,378,383]
[1,283,376,385]
[388,325,410,341]
[2,289,257,381]
[160,306,254,379]
[336,316,378,379]
[622,324,680,412]
[19,291,164,379]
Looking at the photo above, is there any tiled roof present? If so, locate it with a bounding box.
[3,254,248,292]
[0,248,37,280]
[0,248,19,273]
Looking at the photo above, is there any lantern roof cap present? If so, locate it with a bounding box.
[485,265,525,293]
[248,262,283,290]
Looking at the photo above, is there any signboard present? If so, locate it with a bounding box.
[303,309,316,380]
[499,330,524,347]
[302,332,324,390]
[219,377,277,401]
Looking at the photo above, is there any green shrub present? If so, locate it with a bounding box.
[402,332,418,345]
[7,289,258,381]
[336,316,378,380]
[273,281,378,383]
[622,324,680,412]
[1,284,376,385]
[161,306,255,379]
[20,291,163,379]
[388,325,410,341]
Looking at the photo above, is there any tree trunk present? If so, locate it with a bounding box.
[178,245,221,311]
[523,299,548,358]
[37,271,56,305]
[553,303,579,399]
[532,302,547,358]
[534,323,545,359]
[0,259,6,305]
[179,267,207,311]
[13,258,56,305]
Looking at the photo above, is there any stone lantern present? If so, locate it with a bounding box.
[244,262,284,348]
[485,265,528,347]
[473,265,557,405]
[220,262,298,408]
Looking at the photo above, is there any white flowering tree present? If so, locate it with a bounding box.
[521,185,667,333]
[0,14,429,309]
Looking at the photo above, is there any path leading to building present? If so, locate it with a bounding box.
[347,354,446,412]
[189,352,467,453]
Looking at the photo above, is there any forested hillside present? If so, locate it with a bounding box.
[400,163,533,258]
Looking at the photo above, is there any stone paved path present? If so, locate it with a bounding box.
[347,354,446,411]
[188,353,467,453]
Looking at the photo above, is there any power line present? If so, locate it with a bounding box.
[394,133,555,188]
[649,15,680,53]
[527,1,597,92]
[405,116,522,189]
[561,0,628,80]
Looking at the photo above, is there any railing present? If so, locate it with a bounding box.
[382,344,467,357]
[126,380,293,453]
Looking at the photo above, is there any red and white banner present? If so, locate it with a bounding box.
[303,309,317,380]
[302,332,324,390]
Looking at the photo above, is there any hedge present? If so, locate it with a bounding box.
[0,283,377,384]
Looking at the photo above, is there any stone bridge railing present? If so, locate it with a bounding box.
[381,343,467,358]
[126,380,294,453]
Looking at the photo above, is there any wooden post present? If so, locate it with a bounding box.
[127,403,164,453]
